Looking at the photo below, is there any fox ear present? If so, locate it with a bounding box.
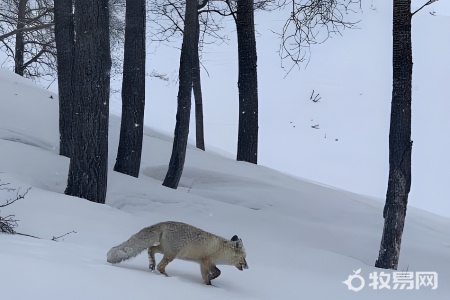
[231,235,243,248]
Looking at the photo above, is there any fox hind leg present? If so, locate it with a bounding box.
[148,245,162,271]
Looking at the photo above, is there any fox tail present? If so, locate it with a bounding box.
[107,226,160,264]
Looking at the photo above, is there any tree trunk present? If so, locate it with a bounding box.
[14,0,27,76]
[236,0,258,164]
[54,0,74,158]
[193,14,205,151]
[375,0,412,270]
[65,0,111,203]
[114,0,146,177]
[162,0,197,189]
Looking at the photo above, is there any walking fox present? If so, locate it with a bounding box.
[107,221,248,285]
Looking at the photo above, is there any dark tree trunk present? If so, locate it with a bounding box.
[14,0,27,76]
[114,0,146,177]
[375,0,412,270]
[54,0,75,158]
[236,0,258,164]
[65,0,111,203]
[162,0,197,189]
[193,14,205,151]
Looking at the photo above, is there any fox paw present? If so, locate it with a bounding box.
[149,264,155,271]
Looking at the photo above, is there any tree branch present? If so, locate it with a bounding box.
[412,0,439,17]
[0,22,54,41]
[22,47,47,69]
[225,0,237,24]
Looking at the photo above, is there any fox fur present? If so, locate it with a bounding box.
[107,221,248,285]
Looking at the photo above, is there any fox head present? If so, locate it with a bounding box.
[230,235,248,271]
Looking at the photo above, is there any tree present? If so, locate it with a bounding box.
[148,0,224,151]
[0,1,125,81]
[114,0,146,177]
[375,0,439,270]
[192,1,207,151]
[0,0,55,78]
[235,0,258,164]
[54,0,74,158]
[162,0,198,189]
[64,0,111,203]
[14,0,27,75]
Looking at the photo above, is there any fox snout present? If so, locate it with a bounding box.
[236,258,248,271]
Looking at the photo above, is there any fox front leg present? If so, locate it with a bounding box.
[201,261,221,285]
[209,265,221,281]
[157,255,174,276]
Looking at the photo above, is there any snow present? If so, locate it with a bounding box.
[131,0,450,218]
[1,0,450,299]
[1,70,449,299]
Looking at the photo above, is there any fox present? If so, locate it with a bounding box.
[106,221,248,285]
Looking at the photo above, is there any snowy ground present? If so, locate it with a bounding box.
[1,68,449,299]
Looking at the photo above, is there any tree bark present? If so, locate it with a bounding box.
[236,0,258,164]
[54,0,74,158]
[162,0,197,189]
[193,14,205,151]
[14,0,27,76]
[65,0,111,203]
[375,0,412,270]
[114,0,146,177]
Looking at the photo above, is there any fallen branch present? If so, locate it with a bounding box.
[52,230,77,242]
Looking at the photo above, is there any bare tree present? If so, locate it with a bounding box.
[0,0,55,78]
[0,0,125,81]
[234,0,259,164]
[162,0,198,189]
[65,0,111,203]
[54,0,74,158]
[114,0,146,177]
[192,8,205,150]
[148,0,229,152]
[375,0,440,270]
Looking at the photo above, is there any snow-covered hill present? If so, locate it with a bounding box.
[136,0,450,217]
[1,66,449,299]
[0,1,449,217]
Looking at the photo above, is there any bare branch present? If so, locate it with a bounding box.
[225,0,237,23]
[0,22,54,41]
[22,47,47,69]
[412,0,439,17]
[278,0,361,71]
[52,230,77,241]
[0,181,30,234]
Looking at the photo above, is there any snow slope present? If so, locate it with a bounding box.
[134,0,450,217]
[1,1,449,217]
[1,67,449,299]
